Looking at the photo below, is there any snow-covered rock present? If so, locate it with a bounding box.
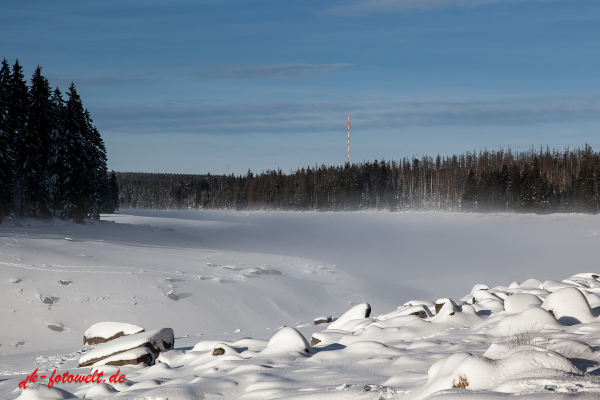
[92,346,155,367]
[79,328,174,367]
[83,321,145,345]
[327,303,371,330]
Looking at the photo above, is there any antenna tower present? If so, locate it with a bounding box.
[347,112,350,164]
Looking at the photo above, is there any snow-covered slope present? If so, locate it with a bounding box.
[2,210,600,399]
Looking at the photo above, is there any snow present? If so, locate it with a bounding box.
[2,210,600,399]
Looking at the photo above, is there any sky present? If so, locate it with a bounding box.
[2,0,600,175]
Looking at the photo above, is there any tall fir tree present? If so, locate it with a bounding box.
[48,87,66,216]
[60,83,89,223]
[83,109,107,219]
[0,58,13,220]
[27,66,54,218]
[8,60,31,216]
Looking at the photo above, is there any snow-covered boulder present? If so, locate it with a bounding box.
[470,283,490,293]
[212,343,238,356]
[378,305,431,321]
[83,321,145,345]
[472,290,502,304]
[434,298,457,316]
[328,303,371,330]
[260,327,311,355]
[79,328,174,367]
[542,287,599,325]
[503,293,542,313]
[310,330,349,346]
[313,316,332,325]
[92,347,155,367]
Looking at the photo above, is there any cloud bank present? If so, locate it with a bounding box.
[322,0,550,16]
[191,63,353,80]
[92,95,600,135]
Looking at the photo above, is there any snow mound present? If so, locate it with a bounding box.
[15,384,77,400]
[542,287,599,325]
[503,293,543,313]
[83,321,145,345]
[451,347,581,392]
[81,382,118,398]
[260,327,311,355]
[491,307,561,336]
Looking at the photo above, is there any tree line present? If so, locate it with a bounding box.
[117,145,600,213]
[0,58,119,224]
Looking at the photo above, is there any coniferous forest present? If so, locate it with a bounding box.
[0,59,119,224]
[118,145,600,214]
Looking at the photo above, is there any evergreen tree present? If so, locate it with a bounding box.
[84,109,107,219]
[102,170,119,213]
[60,83,89,223]
[9,60,31,216]
[48,87,66,216]
[461,170,477,211]
[0,59,13,220]
[27,66,54,218]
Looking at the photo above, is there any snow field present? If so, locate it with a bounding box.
[8,270,600,399]
[2,211,600,399]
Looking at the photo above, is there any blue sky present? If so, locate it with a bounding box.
[2,0,600,174]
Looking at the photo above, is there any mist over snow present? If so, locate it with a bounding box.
[1,210,600,399]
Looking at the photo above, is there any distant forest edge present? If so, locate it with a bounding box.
[118,145,600,214]
[0,59,119,224]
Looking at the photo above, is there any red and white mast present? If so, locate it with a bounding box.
[347,112,350,164]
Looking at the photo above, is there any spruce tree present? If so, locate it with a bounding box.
[84,109,107,219]
[60,83,89,223]
[48,87,66,216]
[27,66,54,218]
[0,59,13,220]
[8,60,31,216]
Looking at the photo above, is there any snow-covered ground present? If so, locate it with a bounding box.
[1,210,600,399]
